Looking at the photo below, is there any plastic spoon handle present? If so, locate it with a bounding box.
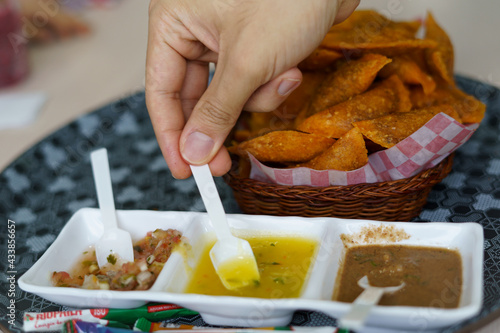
[339,287,385,330]
[91,149,118,230]
[190,165,232,240]
[340,276,405,330]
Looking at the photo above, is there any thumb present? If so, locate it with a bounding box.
[179,58,263,165]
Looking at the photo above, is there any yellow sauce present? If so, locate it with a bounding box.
[185,235,318,298]
[215,255,260,290]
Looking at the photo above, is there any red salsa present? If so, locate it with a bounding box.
[52,229,183,291]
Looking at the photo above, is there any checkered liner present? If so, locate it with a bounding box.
[249,113,479,186]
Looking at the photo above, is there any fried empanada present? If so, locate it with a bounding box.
[353,105,461,148]
[298,127,368,171]
[322,10,436,57]
[295,53,391,125]
[410,86,486,123]
[228,130,335,163]
[424,12,455,86]
[378,54,436,94]
[297,75,411,138]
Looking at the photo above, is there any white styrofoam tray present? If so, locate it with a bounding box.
[18,208,483,332]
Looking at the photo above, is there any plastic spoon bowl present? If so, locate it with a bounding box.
[91,148,134,268]
[339,275,405,331]
[190,164,260,290]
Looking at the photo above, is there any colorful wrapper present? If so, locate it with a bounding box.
[134,318,345,332]
[249,113,478,186]
[62,320,134,333]
[134,318,287,331]
[62,320,131,332]
[23,303,198,332]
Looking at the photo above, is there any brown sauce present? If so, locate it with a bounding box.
[333,245,462,308]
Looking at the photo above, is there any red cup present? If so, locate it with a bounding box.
[0,0,30,88]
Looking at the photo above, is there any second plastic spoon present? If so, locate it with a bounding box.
[190,164,260,290]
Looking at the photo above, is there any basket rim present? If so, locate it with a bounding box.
[224,153,454,197]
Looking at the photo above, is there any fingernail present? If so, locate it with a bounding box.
[182,131,215,164]
[278,78,301,96]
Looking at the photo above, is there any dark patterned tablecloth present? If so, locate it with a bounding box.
[0,76,499,333]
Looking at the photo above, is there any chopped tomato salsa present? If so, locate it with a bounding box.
[51,229,183,291]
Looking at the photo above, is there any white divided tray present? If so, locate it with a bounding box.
[18,208,483,331]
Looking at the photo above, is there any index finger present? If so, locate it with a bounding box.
[145,27,190,179]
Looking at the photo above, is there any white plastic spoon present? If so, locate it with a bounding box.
[91,148,134,268]
[190,164,260,290]
[339,275,405,331]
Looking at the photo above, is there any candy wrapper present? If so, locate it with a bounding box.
[23,303,198,332]
[62,320,133,333]
[249,113,478,186]
[134,318,345,332]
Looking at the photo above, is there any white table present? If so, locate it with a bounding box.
[0,0,148,171]
[0,1,498,332]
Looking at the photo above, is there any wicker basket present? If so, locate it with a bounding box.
[224,154,454,222]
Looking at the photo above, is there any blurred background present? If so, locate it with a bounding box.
[1,0,499,171]
[0,0,148,171]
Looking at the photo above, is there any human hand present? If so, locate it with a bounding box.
[145,0,359,179]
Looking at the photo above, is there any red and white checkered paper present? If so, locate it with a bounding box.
[249,113,479,186]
